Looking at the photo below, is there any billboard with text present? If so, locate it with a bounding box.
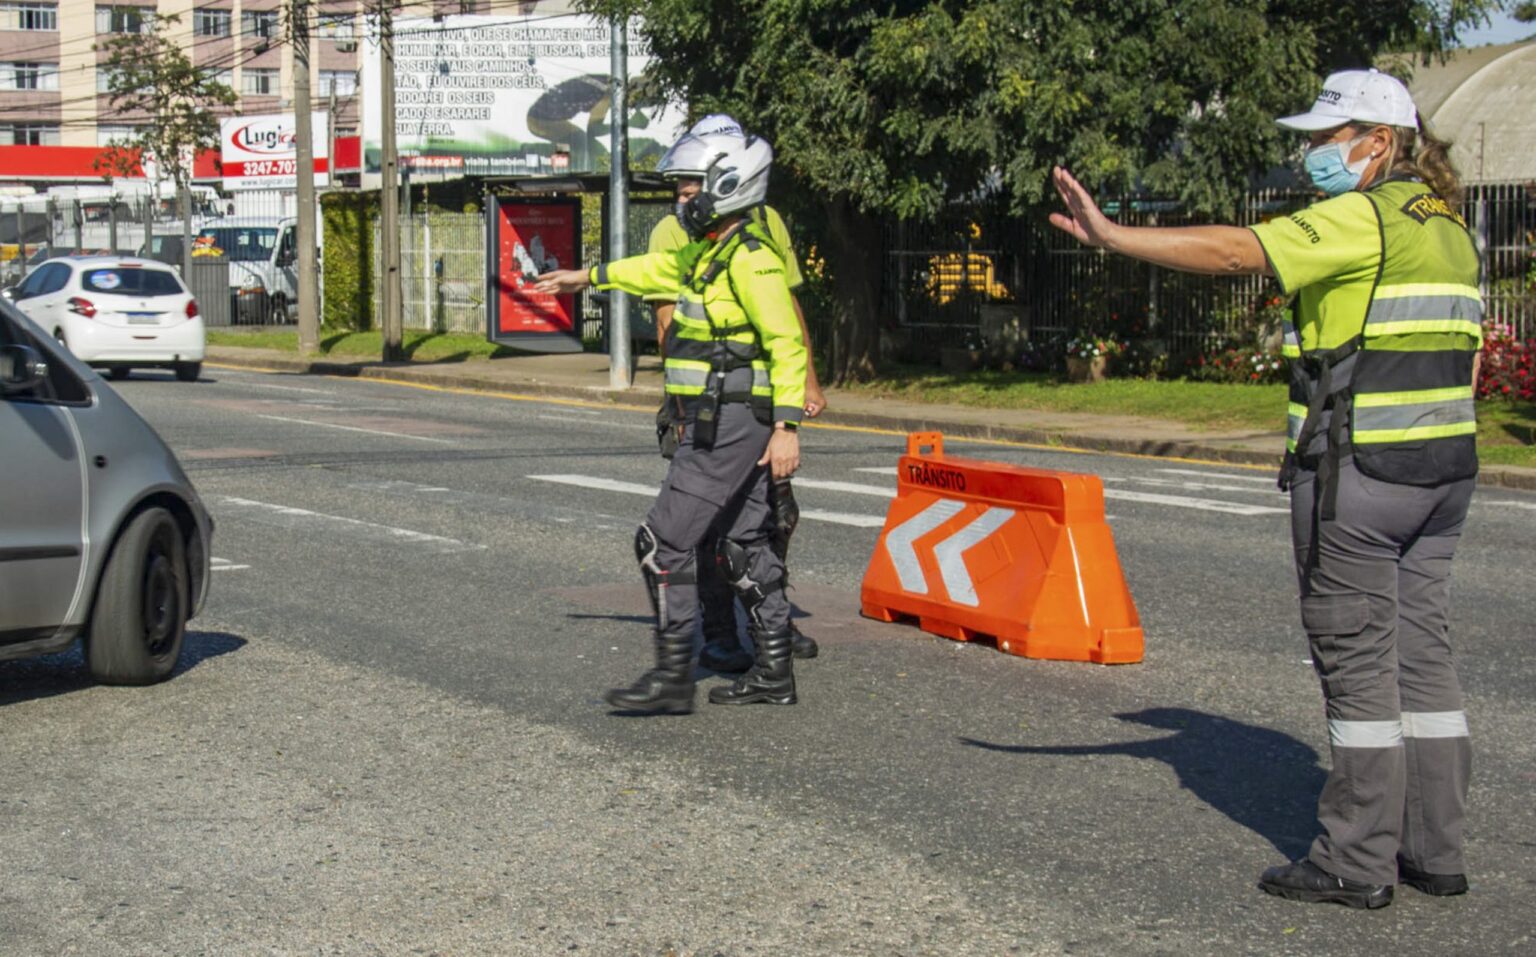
[361,14,687,178]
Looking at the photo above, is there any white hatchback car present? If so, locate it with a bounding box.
[6,256,205,382]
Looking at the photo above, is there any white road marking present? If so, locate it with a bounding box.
[526,474,887,528]
[210,557,250,571]
[1102,488,1287,516]
[792,478,898,498]
[855,466,900,476]
[211,496,485,553]
[528,474,658,497]
[255,413,455,444]
[1157,468,1276,484]
[798,509,887,528]
[1105,475,1288,497]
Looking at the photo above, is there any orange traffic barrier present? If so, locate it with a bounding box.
[859,432,1143,664]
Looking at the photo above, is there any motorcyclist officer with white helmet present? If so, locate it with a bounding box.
[536,130,808,713]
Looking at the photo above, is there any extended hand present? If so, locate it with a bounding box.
[533,270,590,295]
[1048,167,1118,250]
[759,428,801,481]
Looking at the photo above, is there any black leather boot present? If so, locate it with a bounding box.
[605,629,695,714]
[708,627,796,705]
[698,633,752,674]
[1258,860,1393,909]
[789,622,819,659]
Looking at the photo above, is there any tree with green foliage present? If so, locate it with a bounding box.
[584,0,1507,382]
[95,13,237,201]
[1515,2,1535,22]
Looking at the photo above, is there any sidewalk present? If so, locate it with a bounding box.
[203,344,1536,491]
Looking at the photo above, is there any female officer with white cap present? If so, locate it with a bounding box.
[1049,68,1480,909]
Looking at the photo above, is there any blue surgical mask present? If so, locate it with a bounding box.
[1303,134,1372,196]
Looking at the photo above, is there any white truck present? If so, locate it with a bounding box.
[194,217,306,324]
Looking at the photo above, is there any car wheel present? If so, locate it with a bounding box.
[87,507,188,686]
[109,366,132,381]
[175,361,201,382]
[268,294,287,325]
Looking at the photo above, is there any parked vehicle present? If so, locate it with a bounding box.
[195,217,301,324]
[0,302,212,683]
[4,256,205,382]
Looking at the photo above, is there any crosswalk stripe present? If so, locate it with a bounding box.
[1157,468,1275,484]
[792,478,897,497]
[1102,489,1287,516]
[1105,475,1289,498]
[525,474,887,528]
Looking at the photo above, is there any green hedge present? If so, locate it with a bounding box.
[321,192,376,332]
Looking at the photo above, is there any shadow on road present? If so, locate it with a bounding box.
[0,630,248,707]
[961,707,1325,858]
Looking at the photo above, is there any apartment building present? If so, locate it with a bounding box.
[0,1,375,153]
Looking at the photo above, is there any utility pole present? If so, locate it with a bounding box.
[607,17,630,389]
[378,4,403,361]
[293,0,320,355]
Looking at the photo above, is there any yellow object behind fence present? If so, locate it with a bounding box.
[926,252,1010,303]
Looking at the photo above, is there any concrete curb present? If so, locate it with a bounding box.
[202,350,1536,492]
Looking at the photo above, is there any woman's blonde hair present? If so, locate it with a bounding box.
[1386,112,1463,206]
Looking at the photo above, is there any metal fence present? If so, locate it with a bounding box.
[882,180,1536,363]
[393,211,486,334]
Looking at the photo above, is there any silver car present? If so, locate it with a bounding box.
[1,299,211,683]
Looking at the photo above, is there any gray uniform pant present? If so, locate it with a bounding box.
[1290,456,1475,885]
[698,479,794,640]
[647,402,789,640]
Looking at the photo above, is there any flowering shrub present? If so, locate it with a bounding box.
[1065,336,1125,360]
[1478,321,1536,401]
[1185,347,1288,385]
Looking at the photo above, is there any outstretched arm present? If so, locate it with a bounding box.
[1049,166,1272,277]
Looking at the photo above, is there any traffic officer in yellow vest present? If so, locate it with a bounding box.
[647,114,824,675]
[535,131,809,714]
[1049,69,1479,909]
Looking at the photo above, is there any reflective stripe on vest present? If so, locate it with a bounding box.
[1287,401,1307,452]
[1352,385,1476,444]
[1364,282,1484,340]
[1282,319,1301,359]
[661,225,770,398]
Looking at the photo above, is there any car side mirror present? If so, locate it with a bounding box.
[0,343,48,394]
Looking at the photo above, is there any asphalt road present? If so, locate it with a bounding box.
[3,364,1533,956]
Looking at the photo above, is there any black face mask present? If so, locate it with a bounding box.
[677,193,718,240]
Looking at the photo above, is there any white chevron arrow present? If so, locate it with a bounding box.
[884,499,1014,602]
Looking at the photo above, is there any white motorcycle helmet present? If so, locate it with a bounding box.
[667,131,774,238]
[656,114,745,178]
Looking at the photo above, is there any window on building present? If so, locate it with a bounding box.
[97,123,138,146]
[0,3,57,31]
[1,123,60,145]
[1,61,58,91]
[96,5,151,34]
[194,8,230,37]
[241,10,277,40]
[318,70,356,97]
[201,67,233,89]
[241,68,277,96]
[318,13,352,40]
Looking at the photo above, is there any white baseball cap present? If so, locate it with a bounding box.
[1276,68,1419,132]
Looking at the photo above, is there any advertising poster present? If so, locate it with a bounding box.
[219,113,330,191]
[487,197,582,352]
[361,14,687,177]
